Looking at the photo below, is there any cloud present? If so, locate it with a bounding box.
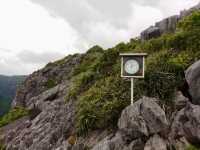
[17,51,63,64]
[30,0,199,48]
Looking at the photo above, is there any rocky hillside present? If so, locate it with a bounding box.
[0,3,200,150]
[0,75,26,116]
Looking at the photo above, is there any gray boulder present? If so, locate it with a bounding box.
[171,102,200,145]
[185,60,200,105]
[144,134,167,150]
[155,15,179,34]
[118,97,169,140]
[123,138,145,150]
[175,91,189,110]
[92,133,125,150]
[141,26,161,41]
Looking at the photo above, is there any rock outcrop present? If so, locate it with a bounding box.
[12,54,82,107]
[118,97,168,140]
[141,2,200,40]
[171,102,200,145]
[3,83,76,150]
[92,97,169,150]
[185,60,200,105]
[0,54,83,150]
[144,134,167,150]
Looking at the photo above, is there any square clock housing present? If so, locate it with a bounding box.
[120,53,147,78]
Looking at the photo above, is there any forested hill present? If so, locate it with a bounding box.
[0,75,26,116]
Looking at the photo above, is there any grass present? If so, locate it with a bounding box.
[0,144,5,150]
[186,145,200,150]
[46,79,57,89]
[0,107,29,128]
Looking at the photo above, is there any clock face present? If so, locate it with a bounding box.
[124,59,139,74]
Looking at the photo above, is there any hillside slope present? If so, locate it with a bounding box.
[0,75,26,116]
[0,3,200,150]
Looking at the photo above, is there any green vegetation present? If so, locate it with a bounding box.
[186,144,200,150]
[46,78,57,89]
[65,11,200,136]
[0,107,29,128]
[0,144,6,150]
[76,75,130,136]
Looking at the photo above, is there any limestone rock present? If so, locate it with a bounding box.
[155,15,179,34]
[5,93,76,150]
[185,60,200,105]
[171,102,200,145]
[118,97,169,140]
[12,54,82,107]
[140,3,200,41]
[92,133,125,150]
[141,26,161,41]
[144,134,167,150]
[175,91,189,110]
[123,138,145,150]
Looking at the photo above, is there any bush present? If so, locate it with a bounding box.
[186,145,200,150]
[73,49,103,76]
[0,144,6,150]
[139,37,166,53]
[46,79,57,89]
[0,107,29,127]
[178,11,200,31]
[76,75,130,136]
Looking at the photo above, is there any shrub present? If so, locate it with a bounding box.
[0,144,6,150]
[73,50,103,76]
[178,11,200,31]
[139,37,166,53]
[134,50,186,106]
[186,144,200,150]
[76,75,130,136]
[0,107,29,127]
[46,79,57,89]
[66,70,97,100]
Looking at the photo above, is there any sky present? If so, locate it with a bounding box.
[0,0,199,75]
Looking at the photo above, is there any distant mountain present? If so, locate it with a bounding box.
[0,75,26,116]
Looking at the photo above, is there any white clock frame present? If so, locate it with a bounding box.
[120,53,147,78]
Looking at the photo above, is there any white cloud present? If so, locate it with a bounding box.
[0,0,86,75]
[127,3,163,37]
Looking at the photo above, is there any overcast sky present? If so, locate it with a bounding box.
[0,0,199,75]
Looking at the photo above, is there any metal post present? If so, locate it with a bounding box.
[131,78,134,105]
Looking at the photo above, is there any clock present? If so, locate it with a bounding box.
[120,53,147,78]
[124,59,139,74]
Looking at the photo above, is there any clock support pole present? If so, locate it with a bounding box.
[131,78,134,105]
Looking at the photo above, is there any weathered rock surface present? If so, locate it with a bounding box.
[92,133,125,150]
[170,102,200,145]
[185,60,200,105]
[175,91,189,110]
[12,54,82,107]
[144,134,167,150]
[5,83,76,150]
[0,54,84,150]
[141,2,200,40]
[92,97,169,150]
[141,26,161,41]
[118,97,169,140]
